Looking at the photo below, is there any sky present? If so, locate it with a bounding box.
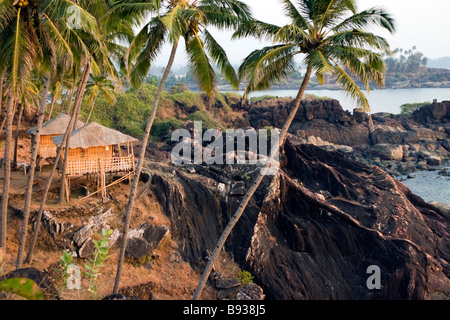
[154,0,450,69]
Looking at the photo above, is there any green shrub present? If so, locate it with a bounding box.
[238,269,254,286]
[186,110,225,131]
[151,117,184,139]
[400,102,430,115]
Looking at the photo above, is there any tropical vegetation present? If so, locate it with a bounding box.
[0,0,397,300]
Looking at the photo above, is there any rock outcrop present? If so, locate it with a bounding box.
[225,98,449,177]
[142,139,450,300]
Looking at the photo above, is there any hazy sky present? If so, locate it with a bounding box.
[155,0,450,69]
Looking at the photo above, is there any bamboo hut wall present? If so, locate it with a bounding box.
[66,146,113,162]
[38,135,59,158]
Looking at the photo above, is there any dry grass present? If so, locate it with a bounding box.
[0,133,242,301]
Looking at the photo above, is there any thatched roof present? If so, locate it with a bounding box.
[52,122,138,149]
[27,113,84,136]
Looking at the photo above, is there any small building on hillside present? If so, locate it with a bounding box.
[27,113,84,162]
[52,122,138,200]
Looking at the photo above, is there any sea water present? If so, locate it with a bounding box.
[397,164,450,205]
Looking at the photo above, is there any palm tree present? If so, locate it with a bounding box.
[0,0,42,251]
[111,0,253,294]
[83,74,117,125]
[13,0,101,268]
[57,0,135,203]
[25,0,135,263]
[193,0,395,299]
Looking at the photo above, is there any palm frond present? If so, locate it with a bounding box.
[279,0,311,29]
[326,29,392,54]
[239,44,298,98]
[331,6,395,34]
[332,60,370,111]
[161,3,187,42]
[185,32,215,98]
[202,29,238,89]
[127,17,167,89]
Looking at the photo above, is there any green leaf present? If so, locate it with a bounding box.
[0,278,44,300]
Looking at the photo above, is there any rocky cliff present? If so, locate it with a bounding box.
[140,137,450,300]
[235,99,450,176]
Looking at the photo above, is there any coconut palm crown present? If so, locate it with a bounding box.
[236,0,396,111]
[115,0,252,95]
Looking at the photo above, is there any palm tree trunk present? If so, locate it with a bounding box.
[0,89,10,135]
[24,148,61,264]
[0,73,4,114]
[47,93,57,121]
[65,87,75,115]
[193,67,313,300]
[112,39,180,294]
[84,96,96,125]
[58,62,91,204]
[26,89,77,263]
[0,94,16,251]
[13,103,24,168]
[15,74,51,269]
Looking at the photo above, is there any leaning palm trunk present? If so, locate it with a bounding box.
[84,97,96,125]
[13,102,24,168]
[112,40,179,294]
[47,94,57,121]
[58,62,91,204]
[0,94,16,250]
[0,73,4,113]
[64,87,75,115]
[15,74,51,269]
[25,96,77,263]
[193,67,312,299]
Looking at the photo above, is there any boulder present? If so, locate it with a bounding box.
[125,237,154,260]
[364,144,404,161]
[427,156,442,166]
[215,278,241,289]
[125,223,170,261]
[236,284,265,300]
[230,181,246,196]
[353,108,368,123]
[218,287,241,300]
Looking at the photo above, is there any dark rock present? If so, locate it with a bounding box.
[125,223,169,261]
[146,141,450,299]
[218,287,241,300]
[102,294,127,300]
[230,181,246,196]
[353,108,368,123]
[364,144,403,161]
[412,101,450,124]
[125,237,153,260]
[427,156,442,166]
[78,239,96,259]
[215,278,241,289]
[141,223,170,250]
[442,139,450,150]
[236,284,265,300]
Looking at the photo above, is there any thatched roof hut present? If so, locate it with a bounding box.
[52,122,138,200]
[27,113,84,159]
[52,122,137,150]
